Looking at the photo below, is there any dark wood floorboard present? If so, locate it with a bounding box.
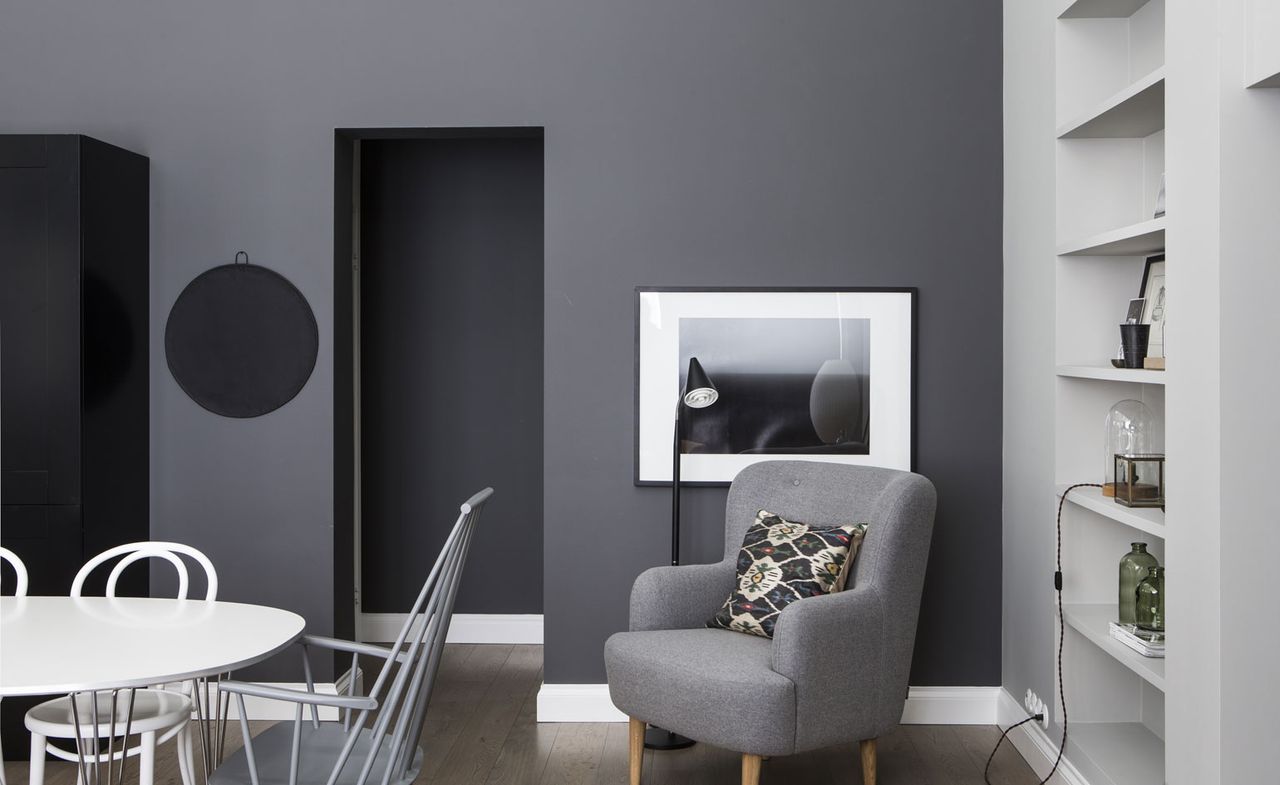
[5,644,1041,784]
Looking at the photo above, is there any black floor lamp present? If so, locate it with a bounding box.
[646,356,719,751]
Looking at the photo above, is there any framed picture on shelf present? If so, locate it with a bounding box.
[635,287,916,485]
[1139,255,1166,359]
[1125,298,1146,325]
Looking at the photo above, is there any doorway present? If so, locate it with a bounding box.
[334,128,544,642]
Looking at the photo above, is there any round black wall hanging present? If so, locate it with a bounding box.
[165,253,318,418]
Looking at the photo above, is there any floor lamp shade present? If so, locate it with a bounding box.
[683,357,719,409]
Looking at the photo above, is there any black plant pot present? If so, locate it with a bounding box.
[1120,324,1151,369]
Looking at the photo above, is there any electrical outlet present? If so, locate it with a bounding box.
[1024,690,1050,728]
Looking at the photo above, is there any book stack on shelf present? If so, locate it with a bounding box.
[1109,622,1165,658]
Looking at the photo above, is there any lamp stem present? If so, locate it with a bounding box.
[671,403,682,567]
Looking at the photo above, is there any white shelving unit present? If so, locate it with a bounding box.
[1070,723,1165,785]
[1052,1,1168,782]
[1057,217,1165,257]
[1057,68,1165,139]
[1249,70,1280,88]
[1056,484,1165,538]
[1056,365,1165,384]
[1057,0,1153,18]
[1063,604,1165,689]
[1245,0,1280,87]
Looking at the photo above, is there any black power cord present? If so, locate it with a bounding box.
[985,482,1100,785]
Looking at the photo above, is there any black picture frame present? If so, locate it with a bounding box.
[1138,254,1166,358]
[633,286,918,487]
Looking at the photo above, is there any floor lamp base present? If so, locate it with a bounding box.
[644,726,697,750]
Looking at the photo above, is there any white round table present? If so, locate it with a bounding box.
[0,596,306,697]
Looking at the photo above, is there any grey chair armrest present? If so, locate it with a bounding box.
[770,585,889,744]
[630,561,736,632]
[301,634,405,662]
[218,680,379,710]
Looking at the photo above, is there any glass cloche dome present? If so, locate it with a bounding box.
[1102,399,1162,496]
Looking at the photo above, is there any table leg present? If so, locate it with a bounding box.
[67,689,136,785]
[192,672,233,783]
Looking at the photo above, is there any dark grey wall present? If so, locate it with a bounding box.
[359,137,543,615]
[0,0,1002,685]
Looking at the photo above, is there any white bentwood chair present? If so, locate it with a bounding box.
[24,542,218,785]
[0,546,31,785]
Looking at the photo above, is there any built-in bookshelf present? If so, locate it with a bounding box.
[1053,1,1168,783]
[1245,0,1280,87]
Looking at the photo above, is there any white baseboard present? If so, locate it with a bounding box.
[536,684,1003,725]
[359,613,544,645]
[537,684,628,723]
[900,686,1002,724]
[996,689,1089,785]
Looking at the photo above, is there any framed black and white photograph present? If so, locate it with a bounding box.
[1139,255,1166,359]
[1125,298,1146,325]
[635,287,915,485]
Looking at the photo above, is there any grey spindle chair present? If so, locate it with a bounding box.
[210,488,493,785]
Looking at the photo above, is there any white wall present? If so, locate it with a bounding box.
[1214,1,1280,781]
[1164,1,1223,781]
[1001,0,1059,745]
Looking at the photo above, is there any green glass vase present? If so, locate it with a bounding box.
[1118,543,1159,624]
[1135,566,1165,632]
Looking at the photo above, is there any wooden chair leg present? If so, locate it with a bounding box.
[742,753,763,785]
[860,738,877,785]
[629,717,645,785]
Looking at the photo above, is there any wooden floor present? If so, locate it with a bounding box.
[6,644,1039,785]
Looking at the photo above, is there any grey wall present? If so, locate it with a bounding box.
[0,0,1003,685]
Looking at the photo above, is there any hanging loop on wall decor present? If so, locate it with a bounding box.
[165,251,318,418]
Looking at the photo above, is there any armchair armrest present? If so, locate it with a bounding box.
[218,680,379,710]
[630,561,735,632]
[770,585,891,743]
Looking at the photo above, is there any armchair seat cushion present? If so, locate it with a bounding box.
[604,628,797,756]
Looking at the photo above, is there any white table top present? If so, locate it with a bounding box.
[0,596,306,696]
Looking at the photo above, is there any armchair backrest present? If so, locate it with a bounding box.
[724,461,937,699]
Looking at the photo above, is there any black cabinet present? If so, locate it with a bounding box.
[1,133,150,754]
[1,135,150,589]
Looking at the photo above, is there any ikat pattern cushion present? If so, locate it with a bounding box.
[707,510,868,639]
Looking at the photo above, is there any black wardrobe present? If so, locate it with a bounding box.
[0,134,150,594]
[1,134,150,754]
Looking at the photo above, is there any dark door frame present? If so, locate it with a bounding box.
[331,127,545,642]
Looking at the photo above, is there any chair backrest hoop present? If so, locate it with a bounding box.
[0,546,29,597]
[72,541,219,600]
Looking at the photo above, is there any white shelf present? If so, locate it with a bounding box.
[1056,365,1166,384]
[1058,217,1165,256]
[1071,721,1164,785]
[1063,603,1166,691]
[1247,70,1280,89]
[1058,68,1165,139]
[1057,0,1153,19]
[1057,484,1165,538]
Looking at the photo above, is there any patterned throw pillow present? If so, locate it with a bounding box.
[707,510,868,639]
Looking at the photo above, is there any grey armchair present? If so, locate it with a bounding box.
[604,461,936,785]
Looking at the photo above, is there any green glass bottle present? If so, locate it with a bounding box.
[1118,543,1158,624]
[1135,566,1165,632]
